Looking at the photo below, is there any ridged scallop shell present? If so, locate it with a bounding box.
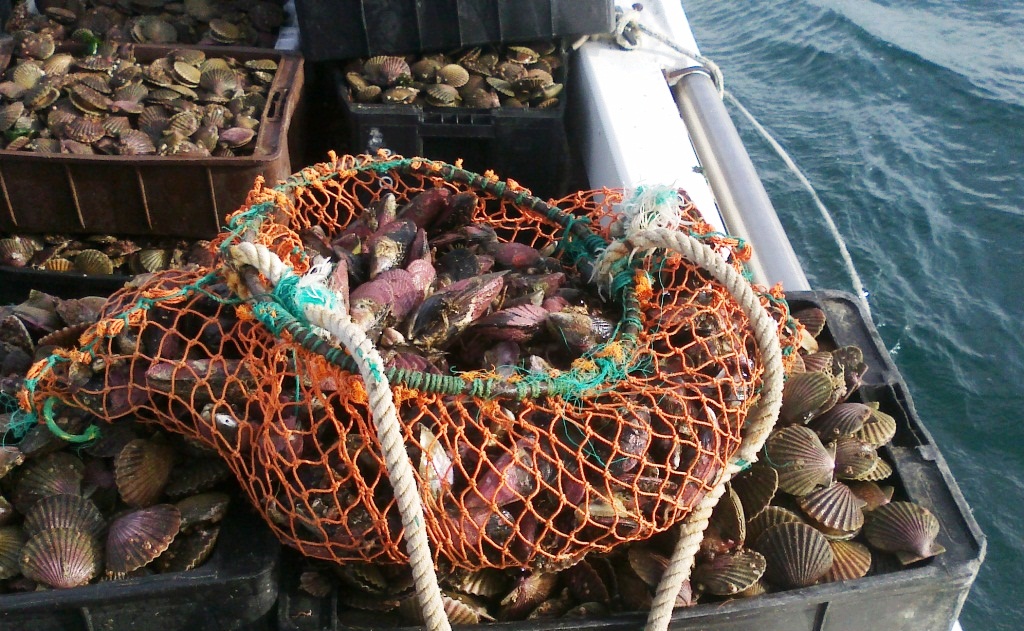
[218,126,255,148]
[708,486,746,548]
[857,406,898,447]
[6,136,31,151]
[0,526,26,580]
[461,87,500,109]
[378,56,411,86]
[0,81,26,100]
[244,59,279,72]
[692,548,767,596]
[846,480,894,512]
[199,67,238,96]
[0,102,25,132]
[20,528,100,589]
[797,481,867,533]
[834,436,880,480]
[730,462,778,520]
[755,522,834,588]
[821,540,872,583]
[425,83,460,106]
[167,83,200,99]
[114,82,149,103]
[172,61,201,87]
[118,129,157,155]
[102,115,133,137]
[172,48,207,67]
[20,32,56,61]
[410,58,441,81]
[381,86,418,104]
[115,439,176,507]
[13,62,46,90]
[208,19,243,44]
[353,84,382,103]
[780,371,835,424]
[70,84,111,113]
[439,64,470,88]
[167,110,201,137]
[0,236,36,266]
[154,524,219,572]
[175,492,230,530]
[24,494,106,540]
[164,458,231,498]
[507,45,540,64]
[106,504,182,574]
[13,452,84,513]
[748,505,805,546]
[536,97,560,109]
[76,55,116,72]
[793,307,827,338]
[801,352,833,374]
[43,54,75,77]
[452,568,511,598]
[77,73,112,95]
[74,249,114,275]
[496,60,527,82]
[139,105,171,138]
[864,501,945,564]
[858,456,893,482]
[66,116,106,144]
[32,138,62,153]
[766,425,835,496]
[25,84,61,110]
[0,446,25,479]
[809,402,871,440]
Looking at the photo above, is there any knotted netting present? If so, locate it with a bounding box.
[19,153,798,571]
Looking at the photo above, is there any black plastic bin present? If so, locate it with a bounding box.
[276,290,985,631]
[0,266,130,304]
[0,503,281,631]
[329,65,570,201]
[295,0,613,61]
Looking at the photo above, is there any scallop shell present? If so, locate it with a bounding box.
[730,462,778,520]
[373,56,411,86]
[747,505,805,546]
[797,481,867,533]
[801,351,833,374]
[114,82,149,103]
[43,53,75,77]
[507,45,540,64]
[0,235,38,267]
[13,62,46,90]
[834,436,880,480]
[103,115,133,137]
[856,406,898,447]
[244,59,279,72]
[439,64,470,88]
[23,494,106,540]
[76,55,116,72]
[535,97,560,109]
[708,485,746,548]
[410,58,441,81]
[792,307,827,338]
[13,452,84,513]
[21,528,100,588]
[864,501,945,565]
[139,105,171,138]
[0,102,25,132]
[173,61,202,87]
[31,138,62,153]
[779,371,835,424]
[175,492,230,530]
[755,522,834,589]
[846,480,894,512]
[858,456,893,482]
[354,84,383,103]
[77,73,112,95]
[462,87,500,109]
[66,116,106,144]
[199,67,238,96]
[692,548,767,596]
[218,126,255,148]
[0,526,26,580]
[808,402,871,440]
[115,439,176,507]
[0,446,25,479]
[425,83,460,106]
[106,504,182,574]
[69,83,111,113]
[5,136,31,151]
[821,540,872,583]
[25,84,61,110]
[765,425,835,496]
[208,19,243,44]
[154,523,219,572]
[20,32,56,61]
[453,568,512,598]
[74,249,114,275]
[118,129,157,155]
[133,16,178,44]
[171,49,207,67]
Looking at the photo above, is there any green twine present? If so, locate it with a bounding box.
[42,397,100,444]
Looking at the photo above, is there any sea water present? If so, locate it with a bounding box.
[684,1,1024,629]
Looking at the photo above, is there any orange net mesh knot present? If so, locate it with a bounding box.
[26,155,800,571]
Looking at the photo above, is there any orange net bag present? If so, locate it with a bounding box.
[20,154,798,571]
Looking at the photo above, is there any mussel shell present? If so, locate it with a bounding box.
[692,548,767,596]
[754,522,834,589]
[864,501,945,564]
[834,436,880,480]
[821,540,872,583]
[797,481,867,533]
[106,504,182,574]
[779,371,835,424]
[114,438,176,507]
[765,425,835,496]
[23,494,106,540]
[729,462,778,521]
[21,527,101,588]
[0,525,26,580]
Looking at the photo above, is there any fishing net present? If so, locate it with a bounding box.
[19,153,798,571]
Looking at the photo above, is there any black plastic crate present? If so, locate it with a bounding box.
[295,0,614,61]
[0,266,130,304]
[0,503,281,631]
[328,65,570,201]
[276,290,984,631]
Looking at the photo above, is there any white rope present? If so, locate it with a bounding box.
[595,229,784,631]
[228,243,452,631]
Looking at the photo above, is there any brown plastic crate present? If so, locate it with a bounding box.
[0,40,304,239]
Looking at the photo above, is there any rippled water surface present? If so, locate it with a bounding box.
[684,2,1023,628]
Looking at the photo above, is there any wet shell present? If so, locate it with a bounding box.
[23,494,106,540]
[20,32,56,61]
[208,19,243,44]
[106,504,182,574]
[43,53,75,77]
[692,548,767,596]
[439,64,470,88]
[808,402,872,440]
[74,249,114,275]
[452,568,511,598]
[378,56,412,86]
[168,110,201,137]
[115,439,176,507]
[779,371,836,424]
[821,540,872,583]
[244,59,279,72]
[0,102,25,132]
[172,49,207,67]
[410,58,441,81]
[0,526,26,579]
[801,351,833,374]
[858,457,893,482]
[864,501,945,564]
[0,235,38,266]
[354,84,382,103]
[21,528,100,588]
[765,425,835,496]
[175,492,230,530]
[857,406,898,447]
[730,462,778,521]
[66,116,106,144]
[708,485,746,549]
[13,62,46,90]
[103,115,133,136]
[507,45,540,64]
[846,480,894,512]
[381,86,418,104]
[0,446,25,478]
[114,82,149,103]
[199,67,238,96]
[425,83,460,106]
[218,126,255,149]
[154,524,219,572]
[755,522,834,588]
[172,61,202,87]
[747,505,805,546]
[793,307,827,338]
[118,129,157,155]
[487,76,516,97]
[797,481,867,533]
[13,452,84,513]
[834,436,880,480]
[25,84,61,110]
[69,84,112,114]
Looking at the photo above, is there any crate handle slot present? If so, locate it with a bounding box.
[266,89,288,122]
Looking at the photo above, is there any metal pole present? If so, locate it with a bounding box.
[671,69,811,290]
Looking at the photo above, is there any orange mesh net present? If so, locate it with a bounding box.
[22,154,799,570]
